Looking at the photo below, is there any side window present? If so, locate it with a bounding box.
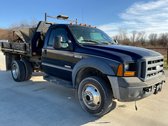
[48,28,69,47]
[48,30,55,46]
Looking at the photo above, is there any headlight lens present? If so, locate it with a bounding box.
[125,63,129,71]
[124,63,136,71]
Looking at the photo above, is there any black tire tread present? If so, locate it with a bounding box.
[11,60,26,82]
[78,76,113,117]
[21,59,33,81]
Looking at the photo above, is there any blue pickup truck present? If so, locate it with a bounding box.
[0,18,165,116]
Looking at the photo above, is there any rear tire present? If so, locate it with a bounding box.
[78,76,113,117]
[21,59,33,81]
[11,60,26,82]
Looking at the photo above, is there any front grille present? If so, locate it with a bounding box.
[140,57,164,81]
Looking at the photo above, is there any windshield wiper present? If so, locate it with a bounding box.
[100,41,113,45]
[81,40,114,45]
[81,39,99,44]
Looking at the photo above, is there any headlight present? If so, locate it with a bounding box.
[125,63,129,71]
[124,63,136,71]
[117,63,136,77]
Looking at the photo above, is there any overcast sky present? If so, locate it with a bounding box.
[0,0,167,36]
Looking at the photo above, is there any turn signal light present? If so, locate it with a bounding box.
[117,64,123,76]
[124,71,136,77]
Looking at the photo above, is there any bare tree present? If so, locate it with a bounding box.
[148,33,157,46]
[9,20,38,29]
[136,32,145,42]
[158,33,168,47]
[118,28,129,41]
[130,31,137,43]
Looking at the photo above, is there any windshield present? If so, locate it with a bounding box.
[69,26,115,45]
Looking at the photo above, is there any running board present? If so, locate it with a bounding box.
[43,74,73,88]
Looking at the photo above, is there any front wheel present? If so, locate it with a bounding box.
[78,76,113,116]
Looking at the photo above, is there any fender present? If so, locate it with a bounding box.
[72,57,119,87]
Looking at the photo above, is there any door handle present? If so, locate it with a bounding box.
[43,49,47,55]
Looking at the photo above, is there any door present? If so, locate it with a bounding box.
[42,26,77,81]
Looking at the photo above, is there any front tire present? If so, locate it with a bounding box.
[11,60,26,82]
[78,76,113,116]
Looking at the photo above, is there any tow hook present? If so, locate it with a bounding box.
[154,83,162,95]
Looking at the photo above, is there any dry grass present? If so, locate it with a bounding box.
[0,29,13,41]
[164,58,168,69]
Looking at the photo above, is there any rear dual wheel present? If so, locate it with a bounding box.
[11,60,32,82]
[21,59,33,81]
[11,60,26,82]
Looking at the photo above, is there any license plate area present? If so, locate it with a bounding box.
[143,81,165,95]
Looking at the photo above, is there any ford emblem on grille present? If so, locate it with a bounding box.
[156,65,160,70]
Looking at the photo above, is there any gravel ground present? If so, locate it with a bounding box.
[0,51,168,126]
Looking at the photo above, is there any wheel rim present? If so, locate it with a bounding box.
[82,84,101,110]
[12,63,19,79]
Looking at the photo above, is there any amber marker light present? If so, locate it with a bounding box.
[124,71,136,77]
[117,64,124,76]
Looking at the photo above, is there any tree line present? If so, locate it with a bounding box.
[1,22,168,48]
[113,30,168,47]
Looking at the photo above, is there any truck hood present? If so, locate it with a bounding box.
[79,44,162,62]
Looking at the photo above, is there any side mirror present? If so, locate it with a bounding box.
[113,39,119,45]
[53,36,71,49]
[53,36,63,49]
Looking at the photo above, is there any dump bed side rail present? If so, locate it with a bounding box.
[0,42,31,56]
